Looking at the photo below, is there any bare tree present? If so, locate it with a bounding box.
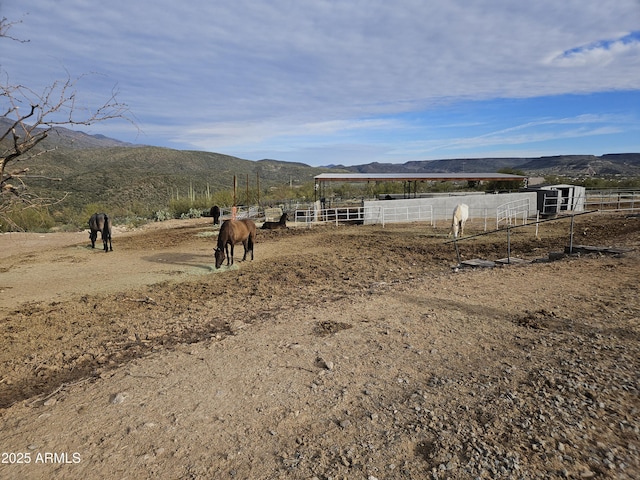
[1,16,132,229]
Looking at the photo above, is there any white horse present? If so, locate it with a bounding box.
[449,203,469,238]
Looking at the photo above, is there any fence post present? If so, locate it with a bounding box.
[569,214,575,254]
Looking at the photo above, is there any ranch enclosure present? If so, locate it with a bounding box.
[0,213,639,479]
[292,187,640,230]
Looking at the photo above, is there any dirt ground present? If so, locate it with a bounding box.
[0,213,638,479]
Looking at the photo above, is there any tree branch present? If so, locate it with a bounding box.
[2,23,135,229]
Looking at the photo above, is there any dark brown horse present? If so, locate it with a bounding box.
[214,219,256,269]
[88,212,113,252]
[210,205,221,225]
[261,212,288,230]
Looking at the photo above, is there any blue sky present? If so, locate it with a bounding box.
[2,0,639,167]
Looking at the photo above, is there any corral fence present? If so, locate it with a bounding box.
[294,203,524,231]
[496,198,531,229]
[293,204,435,227]
[207,206,261,222]
[292,188,640,227]
[227,206,259,219]
[212,188,639,226]
[584,189,640,212]
[294,207,366,225]
[446,210,601,266]
[368,204,434,227]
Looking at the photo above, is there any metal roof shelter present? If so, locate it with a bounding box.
[314,172,527,200]
[314,172,526,183]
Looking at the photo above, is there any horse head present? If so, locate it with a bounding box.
[214,247,225,269]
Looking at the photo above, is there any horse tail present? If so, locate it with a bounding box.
[89,213,98,247]
[245,220,256,252]
[102,214,111,239]
[248,224,256,261]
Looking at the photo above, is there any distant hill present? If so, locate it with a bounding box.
[336,154,640,177]
[3,119,639,213]
[18,146,336,211]
[0,117,136,150]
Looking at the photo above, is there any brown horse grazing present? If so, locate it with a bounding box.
[214,219,256,269]
[210,205,221,225]
[261,212,288,230]
[88,212,113,252]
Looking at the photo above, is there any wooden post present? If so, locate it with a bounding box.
[256,172,260,206]
[233,175,237,207]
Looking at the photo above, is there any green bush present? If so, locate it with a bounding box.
[1,207,56,232]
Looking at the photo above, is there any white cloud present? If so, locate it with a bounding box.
[383,114,633,157]
[2,1,640,164]
[177,118,398,153]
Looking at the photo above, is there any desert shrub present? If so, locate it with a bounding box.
[180,208,202,219]
[1,207,56,232]
[153,209,174,222]
[169,197,211,217]
[169,198,195,218]
[51,206,97,230]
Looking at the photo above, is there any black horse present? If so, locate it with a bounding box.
[210,205,221,225]
[261,212,288,229]
[89,213,113,252]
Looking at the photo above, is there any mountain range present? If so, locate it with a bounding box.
[335,153,640,177]
[2,118,639,211]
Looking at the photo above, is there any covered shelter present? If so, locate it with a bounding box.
[313,172,528,202]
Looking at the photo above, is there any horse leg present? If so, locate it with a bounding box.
[227,243,233,265]
[241,240,248,261]
[106,228,113,251]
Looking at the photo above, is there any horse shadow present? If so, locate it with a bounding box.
[141,252,215,273]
